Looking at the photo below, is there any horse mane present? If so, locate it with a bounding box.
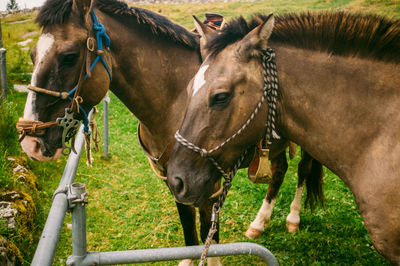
[206,12,400,63]
[36,0,198,49]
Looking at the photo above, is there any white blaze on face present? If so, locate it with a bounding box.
[192,64,209,96]
[23,33,55,120]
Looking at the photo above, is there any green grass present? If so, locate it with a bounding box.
[1,0,398,264]
[1,15,38,83]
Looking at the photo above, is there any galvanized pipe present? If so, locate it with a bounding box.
[31,192,68,266]
[0,48,7,99]
[31,113,92,266]
[0,18,3,48]
[102,94,109,158]
[76,242,278,265]
[70,183,88,258]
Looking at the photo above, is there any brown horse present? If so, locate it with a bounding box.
[17,0,320,264]
[16,0,216,264]
[167,12,400,264]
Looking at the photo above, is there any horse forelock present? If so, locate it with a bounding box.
[36,0,198,49]
[206,12,400,63]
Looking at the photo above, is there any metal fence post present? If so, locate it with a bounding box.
[0,48,7,99]
[31,113,92,266]
[103,93,109,158]
[66,183,88,266]
[0,17,3,48]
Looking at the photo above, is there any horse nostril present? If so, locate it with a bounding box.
[170,176,185,195]
[34,139,41,153]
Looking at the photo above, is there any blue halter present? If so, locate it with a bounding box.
[64,10,112,136]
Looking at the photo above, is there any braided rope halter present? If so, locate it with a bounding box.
[16,10,112,155]
[174,48,280,265]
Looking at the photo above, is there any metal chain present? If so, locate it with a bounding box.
[198,150,247,266]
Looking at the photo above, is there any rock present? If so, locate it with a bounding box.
[8,156,37,190]
[0,236,23,266]
[0,157,38,264]
[0,201,17,229]
[0,191,36,240]
[13,85,29,93]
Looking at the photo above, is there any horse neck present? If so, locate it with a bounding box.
[99,12,201,156]
[272,44,400,184]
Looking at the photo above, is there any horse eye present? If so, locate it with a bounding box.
[60,53,79,67]
[209,91,232,110]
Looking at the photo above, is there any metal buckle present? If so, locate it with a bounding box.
[57,108,80,155]
[86,37,95,52]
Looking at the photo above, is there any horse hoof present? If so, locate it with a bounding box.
[286,221,299,233]
[245,227,263,239]
[178,259,195,266]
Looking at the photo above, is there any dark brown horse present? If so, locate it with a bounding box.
[17,0,214,264]
[167,12,400,264]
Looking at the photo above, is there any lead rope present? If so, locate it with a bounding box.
[85,106,101,166]
[196,48,279,266]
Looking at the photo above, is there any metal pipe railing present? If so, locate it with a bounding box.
[31,105,278,266]
[102,94,109,158]
[31,112,92,266]
[77,242,278,265]
[0,48,7,99]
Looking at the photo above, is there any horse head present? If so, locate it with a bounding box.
[18,0,112,161]
[167,15,275,205]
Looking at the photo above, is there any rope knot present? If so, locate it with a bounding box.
[31,124,37,134]
[200,149,208,158]
[263,48,275,62]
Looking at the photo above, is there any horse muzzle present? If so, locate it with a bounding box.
[20,135,62,161]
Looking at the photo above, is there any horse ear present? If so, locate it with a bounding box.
[73,0,93,21]
[193,15,215,40]
[237,14,274,59]
[193,15,217,59]
[257,14,275,50]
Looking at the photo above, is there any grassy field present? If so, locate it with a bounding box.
[1,0,398,265]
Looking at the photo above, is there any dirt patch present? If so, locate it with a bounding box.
[17,38,32,47]
[22,31,39,39]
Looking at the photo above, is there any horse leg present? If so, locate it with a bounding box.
[285,181,304,233]
[175,202,199,266]
[286,151,324,233]
[285,150,309,233]
[246,151,288,239]
[199,200,222,266]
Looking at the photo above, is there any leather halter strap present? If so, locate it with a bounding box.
[17,10,112,145]
[17,120,59,142]
[27,85,70,99]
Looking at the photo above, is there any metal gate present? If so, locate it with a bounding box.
[31,99,278,266]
